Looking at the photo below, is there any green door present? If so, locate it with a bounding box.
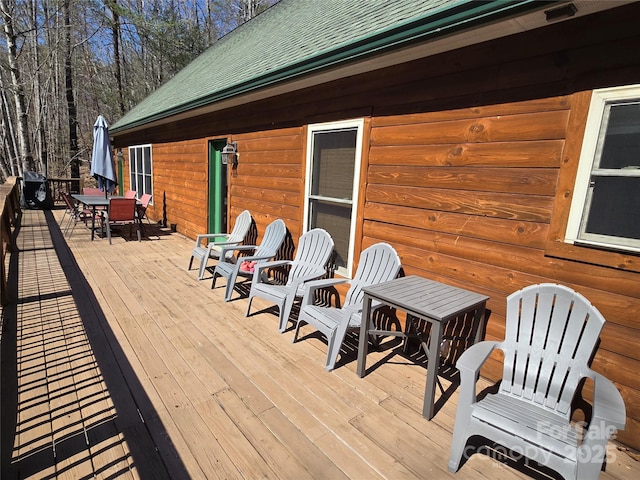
[208,140,228,234]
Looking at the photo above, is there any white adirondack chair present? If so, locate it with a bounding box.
[292,242,401,371]
[188,210,252,280]
[245,228,335,333]
[212,219,287,301]
[449,283,626,480]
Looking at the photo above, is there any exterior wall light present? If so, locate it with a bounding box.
[221,141,238,167]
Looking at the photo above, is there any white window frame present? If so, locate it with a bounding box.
[303,119,364,277]
[128,144,153,203]
[565,85,640,253]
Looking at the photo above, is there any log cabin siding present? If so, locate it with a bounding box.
[229,127,306,243]
[361,94,640,447]
[121,139,209,240]
[111,3,640,450]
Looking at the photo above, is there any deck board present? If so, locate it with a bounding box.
[1,208,638,479]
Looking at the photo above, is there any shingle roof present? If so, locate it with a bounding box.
[110,0,541,133]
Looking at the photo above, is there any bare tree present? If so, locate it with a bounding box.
[0,70,19,177]
[63,0,79,180]
[29,0,47,174]
[104,0,125,116]
[0,0,35,174]
[0,0,281,183]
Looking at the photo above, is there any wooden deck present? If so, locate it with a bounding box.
[1,208,638,479]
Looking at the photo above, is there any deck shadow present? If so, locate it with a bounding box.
[2,209,189,479]
[1,216,21,478]
[44,209,188,478]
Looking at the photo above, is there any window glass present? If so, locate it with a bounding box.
[129,148,136,188]
[311,130,356,199]
[597,103,640,169]
[583,177,640,240]
[310,202,352,269]
[143,147,152,171]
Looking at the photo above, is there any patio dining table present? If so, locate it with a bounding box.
[356,275,489,420]
[72,194,134,240]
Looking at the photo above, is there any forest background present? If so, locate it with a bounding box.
[0,0,279,182]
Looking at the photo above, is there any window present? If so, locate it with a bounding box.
[129,144,153,201]
[566,85,640,253]
[304,119,364,276]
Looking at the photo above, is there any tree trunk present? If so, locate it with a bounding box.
[0,70,19,177]
[109,1,125,116]
[30,0,47,175]
[63,0,79,181]
[0,0,35,174]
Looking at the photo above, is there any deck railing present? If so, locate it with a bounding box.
[0,176,81,303]
[0,177,22,305]
[47,177,82,204]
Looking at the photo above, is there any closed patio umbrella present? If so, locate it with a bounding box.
[90,115,117,196]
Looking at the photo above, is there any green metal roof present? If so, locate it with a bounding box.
[110,0,546,134]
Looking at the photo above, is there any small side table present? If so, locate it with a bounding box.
[356,275,488,420]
